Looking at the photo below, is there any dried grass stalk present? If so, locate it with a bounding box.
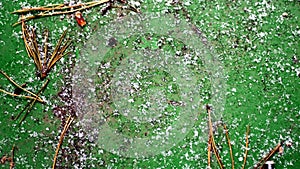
[52,116,74,169]
[223,124,235,169]
[0,70,44,103]
[12,0,139,26]
[242,125,250,169]
[22,20,71,80]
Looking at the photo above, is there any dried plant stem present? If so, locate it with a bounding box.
[21,20,72,79]
[14,79,49,124]
[0,89,43,102]
[207,106,212,168]
[211,136,224,169]
[242,125,250,169]
[52,116,74,169]
[12,0,110,26]
[254,143,281,169]
[0,70,44,102]
[9,145,15,169]
[206,105,224,169]
[223,124,234,169]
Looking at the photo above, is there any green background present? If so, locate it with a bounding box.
[0,0,299,168]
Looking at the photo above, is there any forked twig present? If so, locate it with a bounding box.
[52,116,74,169]
[242,125,250,169]
[223,124,235,169]
[0,70,44,103]
[14,79,49,125]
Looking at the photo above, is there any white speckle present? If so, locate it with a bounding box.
[231,88,236,92]
[238,157,243,161]
[128,98,134,103]
[282,12,288,17]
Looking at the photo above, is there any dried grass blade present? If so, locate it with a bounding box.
[206,105,224,169]
[31,27,43,73]
[9,145,15,169]
[242,125,250,169]
[22,20,43,72]
[254,143,281,169]
[211,136,224,169]
[43,29,49,66]
[0,89,43,102]
[48,40,72,69]
[0,70,43,102]
[223,124,235,169]
[16,79,49,124]
[12,0,112,26]
[52,116,74,169]
[48,30,68,63]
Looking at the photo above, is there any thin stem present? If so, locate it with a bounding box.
[254,143,281,169]
[206,105,224,169]
[16,79,49,124]
[12,0,110,26]
[211,136,224,169]
[207,105,212,168]
[223,124,235,169]
[242,125,250,169]
[0,70,43,102]
[0,89,43,103]
[52,116,74,169]
[9,145,15,169]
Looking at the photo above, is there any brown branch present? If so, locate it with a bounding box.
[52,116,74,169]
[0,70,44,103]
[254,142,282,169]
[15,79,49,124]
[223,124,234,169]
[206,105,224,169]
[0,89,43,102]
[9,145,15,169]
[12,0,110,26]
[242,125,250,169]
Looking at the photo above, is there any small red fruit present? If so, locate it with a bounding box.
[75,11,86,27]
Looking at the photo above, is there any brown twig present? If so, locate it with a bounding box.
[0,70,44,103]
[207,105,212,168]
[12,0,139,26]
[9,145,15,169]
[206,105,224,169]
[223,123,235,169]
[242,125,250,169]
[21,20,72,80]
[208,133,212,168]
[14,79,49,124]
[52,116,74,169]
[254,142,282,169]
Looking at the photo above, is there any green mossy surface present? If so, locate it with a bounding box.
[0,0,299,168]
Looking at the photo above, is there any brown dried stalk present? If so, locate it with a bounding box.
[14,79,49,125]
[254,142,282,169]
[0,70,44,103]
[9,145,15,169]
[52,116,74,169]
[22,20,71,80]
[241,125,250,169]
[223,124,235,169]
[206,105,224,169]
[12,0,139,26]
